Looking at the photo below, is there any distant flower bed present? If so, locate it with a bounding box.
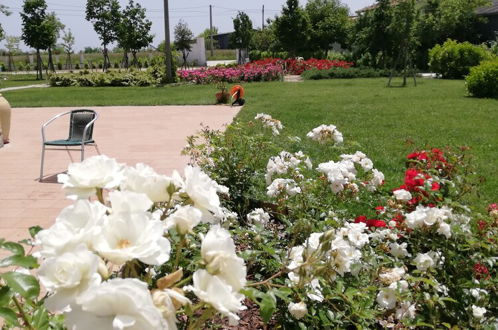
[178,58,354,84]
[249,58,354,75]
[178,63,283,84]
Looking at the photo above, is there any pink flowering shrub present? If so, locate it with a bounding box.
[178,63,283,84]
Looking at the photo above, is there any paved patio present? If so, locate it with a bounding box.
[0,105,239,244]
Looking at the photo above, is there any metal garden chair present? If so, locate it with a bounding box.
[40,109,99,181]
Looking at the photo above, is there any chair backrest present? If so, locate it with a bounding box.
[68,109,97,142]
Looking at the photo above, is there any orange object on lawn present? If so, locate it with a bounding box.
[230,85,245,99]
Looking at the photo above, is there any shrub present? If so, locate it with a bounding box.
[466,60,498,98]
[302,67,392,80]
[428,39,493,79]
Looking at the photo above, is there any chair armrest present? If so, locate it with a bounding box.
[41,111,72,143]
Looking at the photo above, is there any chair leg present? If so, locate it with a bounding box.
[81,144,85,161]
[39,144,46,181]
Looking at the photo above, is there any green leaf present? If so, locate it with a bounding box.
[1,272,40,301]
[32,306,50,330]
[0,242,25,256]
[259,292,277,324]
[0,286,13,307]
[29,226,43,239]
[0,307,20,326]
[0,255,38,269]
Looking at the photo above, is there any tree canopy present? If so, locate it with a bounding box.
[274,0,310,57]
[174,20,194,69]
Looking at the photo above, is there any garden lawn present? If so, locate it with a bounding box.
[0,74,47,88]
[3,78,496,208]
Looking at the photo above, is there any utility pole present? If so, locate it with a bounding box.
[262,5,265,30]
[209,5,214,57]
[163,0,173,82]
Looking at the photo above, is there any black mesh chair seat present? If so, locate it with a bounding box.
[40,109,99,181]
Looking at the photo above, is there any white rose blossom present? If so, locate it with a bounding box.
[306,124,343,144]
[255,113,283,135]
[152,289,191,329]
[376,288,397,310]
[246,208,271,226]
[393,189,412,201]
[65,278,167,329]
[57,155,124,199]
[165,205,202,235]
[38,245,102,312]
[288,301,308,320]
[472,305,487,319]
[35,200,107,257]
[120,163,177,203]
[267,178,301,197]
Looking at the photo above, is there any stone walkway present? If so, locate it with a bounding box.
[0,84,49,92]
[283,75,303,82]
[0,105,239,244]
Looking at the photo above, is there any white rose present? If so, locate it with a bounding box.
[65,278,167,329]
[379,267,405,285]
[36,200,107,257]
[395,301,416,320]
[305,232,323,252]
[109,190,153,214]
[414,253,435,272]
[359,158,373,172]
[94,211,171,265]
[184,269,245,326]
[39,245,101,312]
[389,242,410,258]
[437,222,452,239]
[376,288,397,309]
[470,288,488,300]
[201,225,246,291]
[152,289,190,329]
[121,163,175,203]
[288,301,307,319]
[182,166,224,222]
[57,155,124,199]
[393,189,412,202]
[246,208,271,225]
[165,205,202,235]
[472,305,486,319]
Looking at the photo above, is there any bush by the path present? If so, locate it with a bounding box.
[466,60,498,98]
[302,67,392,80]
[429,39,493,79]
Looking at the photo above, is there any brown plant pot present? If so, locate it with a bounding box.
[215,92,230,104]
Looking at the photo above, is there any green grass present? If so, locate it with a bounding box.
[3,78,496,207]
[0,74,48,89]
[206,49,236,61]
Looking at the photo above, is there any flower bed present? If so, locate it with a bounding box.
[1,115,497,329]
[178,58,354,84]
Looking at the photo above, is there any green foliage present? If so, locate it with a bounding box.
[0,4,11,41]
[231,11,253,63]
[274,0,311,57]
[305,0,350,57]
[249,50,288,61]
[174,20,194,69]
[49,70,154,87]
[301,67,392,80]
[466,59,498,98]
[429,39,493,78]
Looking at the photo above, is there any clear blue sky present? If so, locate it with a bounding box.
[1,0,375,52]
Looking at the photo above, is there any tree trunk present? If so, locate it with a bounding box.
[66,53,72,70]
[36,49,43,80]
[122,51,129,69]
[7,54,14,71]
[103,45,110,72]
[131,51,139,68]
[48,47,55,73]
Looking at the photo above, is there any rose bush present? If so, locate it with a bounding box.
[1,115,497,329]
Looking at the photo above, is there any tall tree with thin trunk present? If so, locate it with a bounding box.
[117,0,153,68]
[274,0,310,57]
[21,0,52,79]
[61,28,75,70]
[174,20,194,69]
[231,11,253,64]
[45,12,64,73]
[85,0,121,71]
[5,36,20,71]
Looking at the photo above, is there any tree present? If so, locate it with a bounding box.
[61,29,75,69]
[198,27,219,50]
[21,0,53,79]
[274,0,310,57]
[5,36,20,71]
[85,0,121,71]
[174,20,194,69]
[0,4,11,41]
[45,12,64,72]
[116,0,153,68]
[305,0,350,58]
[387,0,418,87]
[231,11,253,64]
